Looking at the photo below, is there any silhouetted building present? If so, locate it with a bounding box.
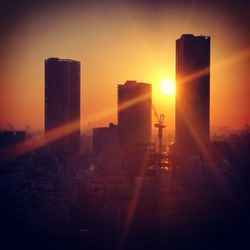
[0,130,26,161]
[118,80,152,151]
[80,133,93,153]
[45,58,81,153]
[175,34,210,154]
[93,123,119,156]
[92,123,123,175]
[0,130,26,149]
[117,80,152,178]
[124,143,156,178]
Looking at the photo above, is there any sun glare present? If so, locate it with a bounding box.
[160,79,176,96]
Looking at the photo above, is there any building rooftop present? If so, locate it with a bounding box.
[45,57,80,63]
[180,34,210,39]
[118,80,150,87]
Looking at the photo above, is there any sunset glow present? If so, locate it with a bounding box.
[0,1,249,132]
[160,79,176,96]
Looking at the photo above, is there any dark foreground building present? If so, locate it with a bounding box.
[175,34,210,154]
[45,58,81,153]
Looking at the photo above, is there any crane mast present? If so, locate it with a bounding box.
[152,105,166,155]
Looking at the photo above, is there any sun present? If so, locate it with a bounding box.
[160,79,176,96]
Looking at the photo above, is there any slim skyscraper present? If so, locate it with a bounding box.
[175,34,210,153]
[45,58,81,153]
[118,80,152,151]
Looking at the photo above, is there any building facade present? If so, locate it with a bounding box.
[175,34,210,154]
[117,80,152,151]
[117,81,152,178]
[45,58,81,153]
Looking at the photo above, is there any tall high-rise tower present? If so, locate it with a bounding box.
[118,80,152,151]
[45,58,81,153]
[175,34,210,153]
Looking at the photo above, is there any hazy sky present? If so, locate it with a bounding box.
[0,0,249,132]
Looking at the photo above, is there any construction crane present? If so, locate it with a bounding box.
[152,104,166,155]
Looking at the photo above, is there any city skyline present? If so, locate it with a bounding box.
[0,1,250,248]
[0,0,249,133]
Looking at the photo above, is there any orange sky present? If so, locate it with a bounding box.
[0,1,249,133]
